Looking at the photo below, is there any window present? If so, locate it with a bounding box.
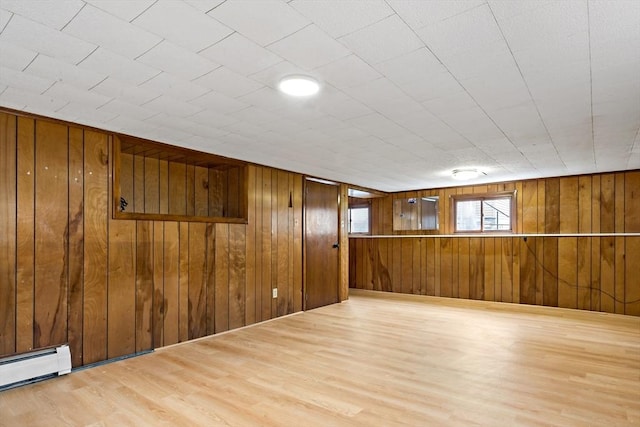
[453,192,515,233]
[348,205,370,234]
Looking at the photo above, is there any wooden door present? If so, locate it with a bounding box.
[305,179,339,310]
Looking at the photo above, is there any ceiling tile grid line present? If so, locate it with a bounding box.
[0,1,638,191]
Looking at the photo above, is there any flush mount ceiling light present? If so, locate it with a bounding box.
[452,168,483,180]
[278,75,320,97]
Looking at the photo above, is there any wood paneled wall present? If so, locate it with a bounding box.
[351,171,640,316]
[0,111,304,366]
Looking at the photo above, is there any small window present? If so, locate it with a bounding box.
[453,192,515,233]
[348,205,370,234]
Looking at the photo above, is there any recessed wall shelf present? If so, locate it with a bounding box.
[112,135,248,223]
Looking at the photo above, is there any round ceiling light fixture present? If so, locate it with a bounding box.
[452,168,482,180]
[278,75,320,97]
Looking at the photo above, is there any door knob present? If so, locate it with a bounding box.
[332,243,340,249]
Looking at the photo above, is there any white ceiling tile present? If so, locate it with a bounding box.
[208,0,309,46]
[268,24,350,70]
[290,0,393,38]
[417,4,503,59]
[394,71,463,103]
[133,0,232,52]
[97,99,156,121]
[313,92,373,120]
[78,48,160,86]
[231,106,281,126]
[247,60,307,88]
[0,0,84,30]
[138,72,210,102]
[136,40,218,81]
[0,9,11,31]
[0,65,55,94]
[0,86,67,112]
[56,101,120,125]
[339,15,424,64]
[193,66,264,98]
[184,1,225,13]
[237,86,297,111]
[374,96,425,122]
[388,0,486,30]
[91,77,159,106]
[83,0,156,22]
[375,47,444,84]
[189,91,249,114]
[143,95,202,117]
[0,14,96,64]
[25,54,107,90]
[315,54,381,89]
[189,109,239,128]
[200,33,282,76]
[347,113,412,139]
[422,91,478,117]
[0,41,37,71]
[43,81,111,108]
[343,77,406,106]
[63,5,161,59]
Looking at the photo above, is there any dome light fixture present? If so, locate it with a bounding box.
[452,168,482,180]
[278,75,320,97]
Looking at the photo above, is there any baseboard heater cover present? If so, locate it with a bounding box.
[0,345,72,390]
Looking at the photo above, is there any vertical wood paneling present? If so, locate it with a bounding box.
[205,223,216,335]
[522,180,538,233]
[215,223,230,333]
[601,237,615,313]
[83,131,108,363]
[625,171,640,232]
[34,121,68,349]
[178,222,189,342]
[159,160,169,215]
[0,112,17,356]
[186,165,195,217]
[188,222,206,339]
[16,117,36,353]
[501,238,513,303]
[440,238,452,297]
[67,127,84,367]
[107,218,136,359]
[425,238,435,296]
[469,238,483,300]
[558,238,577,309]
[293,174,303,311]
[614,236,625,314]
[458,238,470,299]
[591,176,601,311]
[483,238,495,301]
[401,239,413,294]
[412,239,421,294]
[228,224,246,329]
[520,237,536,305]
[169,163,186,216]
[261,169,272,321]
[276,171,288,316]
[245,166,256,326]
[163,222,179,346]
[144,157,159,214]
[626,237,640,315]
[254,167,263,321]
[135,221,153,351]
[152,222,164,348]
[133,155,144,213]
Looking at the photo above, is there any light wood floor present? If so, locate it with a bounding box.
[1,289,639,426]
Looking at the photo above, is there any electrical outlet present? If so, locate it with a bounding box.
[272,288,278,298]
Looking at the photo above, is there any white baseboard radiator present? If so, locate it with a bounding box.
[0,345,72,390]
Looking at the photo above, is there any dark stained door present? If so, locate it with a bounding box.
[305,179,339,310]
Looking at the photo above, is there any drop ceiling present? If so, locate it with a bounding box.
[0,0,638,192]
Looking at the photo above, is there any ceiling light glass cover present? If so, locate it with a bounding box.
[452,168,481,180]
[278,75,320,97]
